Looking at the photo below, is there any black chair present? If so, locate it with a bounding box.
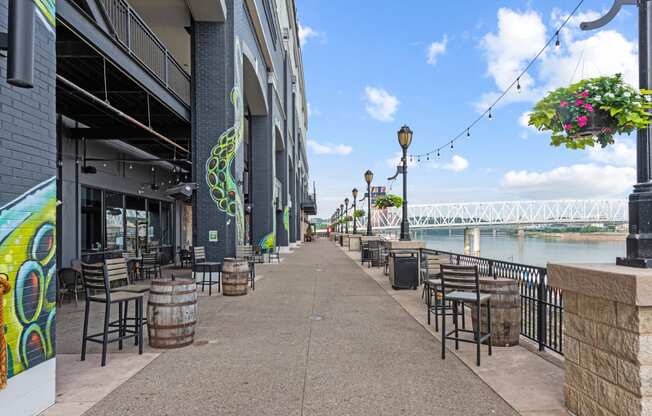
[367,241,383,268]
[140,253,161,280]
[58,265,83,306]
[179,249,192,268]
[80,262,144,367]
[440,264,492,367]
[193,246,221,295]
[248,260,256,290]
[268,246,281,263]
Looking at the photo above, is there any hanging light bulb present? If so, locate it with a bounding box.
[437,149,440,157]
[555,31,560,49]
[467,129,470,138]
[129,163,133,170]
[151,166,155,172]
[102,162,107,168]
[517,78,521,93]
[450,142,454,150]
[426,155,430,161]
[488,108,493,120]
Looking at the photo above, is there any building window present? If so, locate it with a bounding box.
[148,200,161,248]
[126,195,147,253]
[81,187,103,253]
[160,202,173,246]
[105,191,124,252]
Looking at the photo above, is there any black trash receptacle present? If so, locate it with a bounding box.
[389,251,418,290]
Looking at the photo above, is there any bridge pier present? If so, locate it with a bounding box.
[464,227,481,256]
[517,227,525,239]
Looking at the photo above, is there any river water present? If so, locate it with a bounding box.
[409,229,626,267]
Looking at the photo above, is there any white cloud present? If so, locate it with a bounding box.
[502,164,634,199]
[586,138,636,168]
[298,24,320,46]
[443,155,469,172]
[477,8,638,112]
[427,35,448,66]
[307,140,352,156]
[364,86,399,122]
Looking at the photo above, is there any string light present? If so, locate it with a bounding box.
[437,149,440,157]
[450,142,454,150]
[129,163,133,170]
[406,0,583,163]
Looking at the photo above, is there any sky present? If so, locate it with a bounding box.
[295,0,640,218]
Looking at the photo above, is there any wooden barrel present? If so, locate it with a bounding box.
[471,278,521,347]
[148,279,197,349]
[222,258,249,296]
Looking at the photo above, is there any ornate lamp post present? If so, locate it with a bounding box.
[344,198,350,234]
[364,170,373,236]
[397,125,413,241]
[352,188,359,234]
[340,203,344,234]
[582,1,652,267]
[335,208,340,233]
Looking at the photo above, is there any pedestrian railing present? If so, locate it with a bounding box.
[421,248,563,355]
[98,0,191,105]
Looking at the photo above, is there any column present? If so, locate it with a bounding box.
[191,17,238,261]
[251,109,274,249]
[289,162,297,244]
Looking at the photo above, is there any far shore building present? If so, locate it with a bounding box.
[0,0,313,414]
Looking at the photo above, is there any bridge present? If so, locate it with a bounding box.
[357,200,628,231]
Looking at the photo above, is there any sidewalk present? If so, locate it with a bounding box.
[69,239,518,415]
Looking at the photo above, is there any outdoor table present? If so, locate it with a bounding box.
[471,277,521,347]
[195,261,221,296]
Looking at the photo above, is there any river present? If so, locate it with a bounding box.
[410,229,626,267]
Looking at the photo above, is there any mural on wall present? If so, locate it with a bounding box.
[283,206,290,232]
[260,231,276,250]
[0,275,10,390]
[0,177,57,380]
[206,39,245,245]
[34,0,56,30]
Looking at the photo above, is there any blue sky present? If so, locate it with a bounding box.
[296,0,639,218]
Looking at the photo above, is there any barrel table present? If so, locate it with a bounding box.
[222,258,249,296]
[471,277,520,347]
[148,279,197,349]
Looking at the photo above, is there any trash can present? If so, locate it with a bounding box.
[389,251,419,290]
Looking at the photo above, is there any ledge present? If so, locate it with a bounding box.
[548,263,652,306]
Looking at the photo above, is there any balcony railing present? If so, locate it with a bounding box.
[99,0,191,105]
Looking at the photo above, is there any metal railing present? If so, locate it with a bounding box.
[99,0,191,105]
[421,248,563,355]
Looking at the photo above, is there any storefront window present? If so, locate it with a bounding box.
[81,187,103,252]
[105,191,124,251]
[148,200,161,248]
[126,196,147,254]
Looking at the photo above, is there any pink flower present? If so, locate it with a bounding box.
[580,90,590,98]
[564,123,573,131]
[576,99,584,106]
[584,103,594,112]
[560,101,569,108]
[577,116,589,128]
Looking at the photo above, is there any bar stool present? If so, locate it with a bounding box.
[193,246,221,295]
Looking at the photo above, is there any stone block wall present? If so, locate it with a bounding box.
[563,291,652,416]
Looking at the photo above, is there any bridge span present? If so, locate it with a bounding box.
[358,199,628,231]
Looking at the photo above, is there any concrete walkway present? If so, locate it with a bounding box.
[81,240,518,416]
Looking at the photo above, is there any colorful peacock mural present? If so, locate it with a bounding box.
[206,40,245,245]
[283,206,290,232]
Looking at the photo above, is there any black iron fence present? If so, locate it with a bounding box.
[421,248,563,355]
[98,0,191,105]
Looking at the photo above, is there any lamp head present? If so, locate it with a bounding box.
[352,188,358,198]
[397,125,413,149]
[364,170,374,185]
[345,198,349,206]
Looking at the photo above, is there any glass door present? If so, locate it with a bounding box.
[126,196,147,254]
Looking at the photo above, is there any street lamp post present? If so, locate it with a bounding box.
[364,170,374,236]
[340,204,344,234]
[582,1,652,267]
[336,208,340,233]
[352,188,359,234]
[344,198,350,234]
[397,125,413,241]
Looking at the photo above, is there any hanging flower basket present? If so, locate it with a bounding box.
[529,74,652,149]
[374,194,403,209]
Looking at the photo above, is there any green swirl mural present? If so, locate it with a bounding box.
[0,177,57,379]
[283,206,290,232]
[206,40,245,245]
[259,231,276,250]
